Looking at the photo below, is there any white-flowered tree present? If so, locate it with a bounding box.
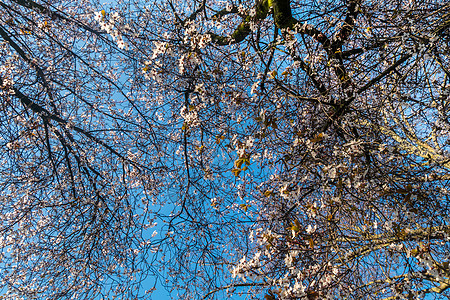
[1,0,450,299]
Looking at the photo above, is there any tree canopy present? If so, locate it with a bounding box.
[0,0,449,299]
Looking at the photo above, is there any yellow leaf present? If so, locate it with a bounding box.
[41,21,50,30]
[232,168,241,177]
[339,73,350,81]
[101,9,106,17]
[264,190,273,197]
[216,135,225,144]
[195,145,205,152]
[310,132,324,143]
[308,238,314,248]
[235,159,244,169]
[240,204,250,212]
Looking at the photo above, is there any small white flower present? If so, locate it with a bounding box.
[306,224,317,234]
[94,11,103,22]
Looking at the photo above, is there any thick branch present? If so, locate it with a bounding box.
[271,0,295,29]
[210,0,270,45]
[332,225,450,266]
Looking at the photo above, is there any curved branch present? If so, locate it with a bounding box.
[210,0,270,45]
[332,225,450,267]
